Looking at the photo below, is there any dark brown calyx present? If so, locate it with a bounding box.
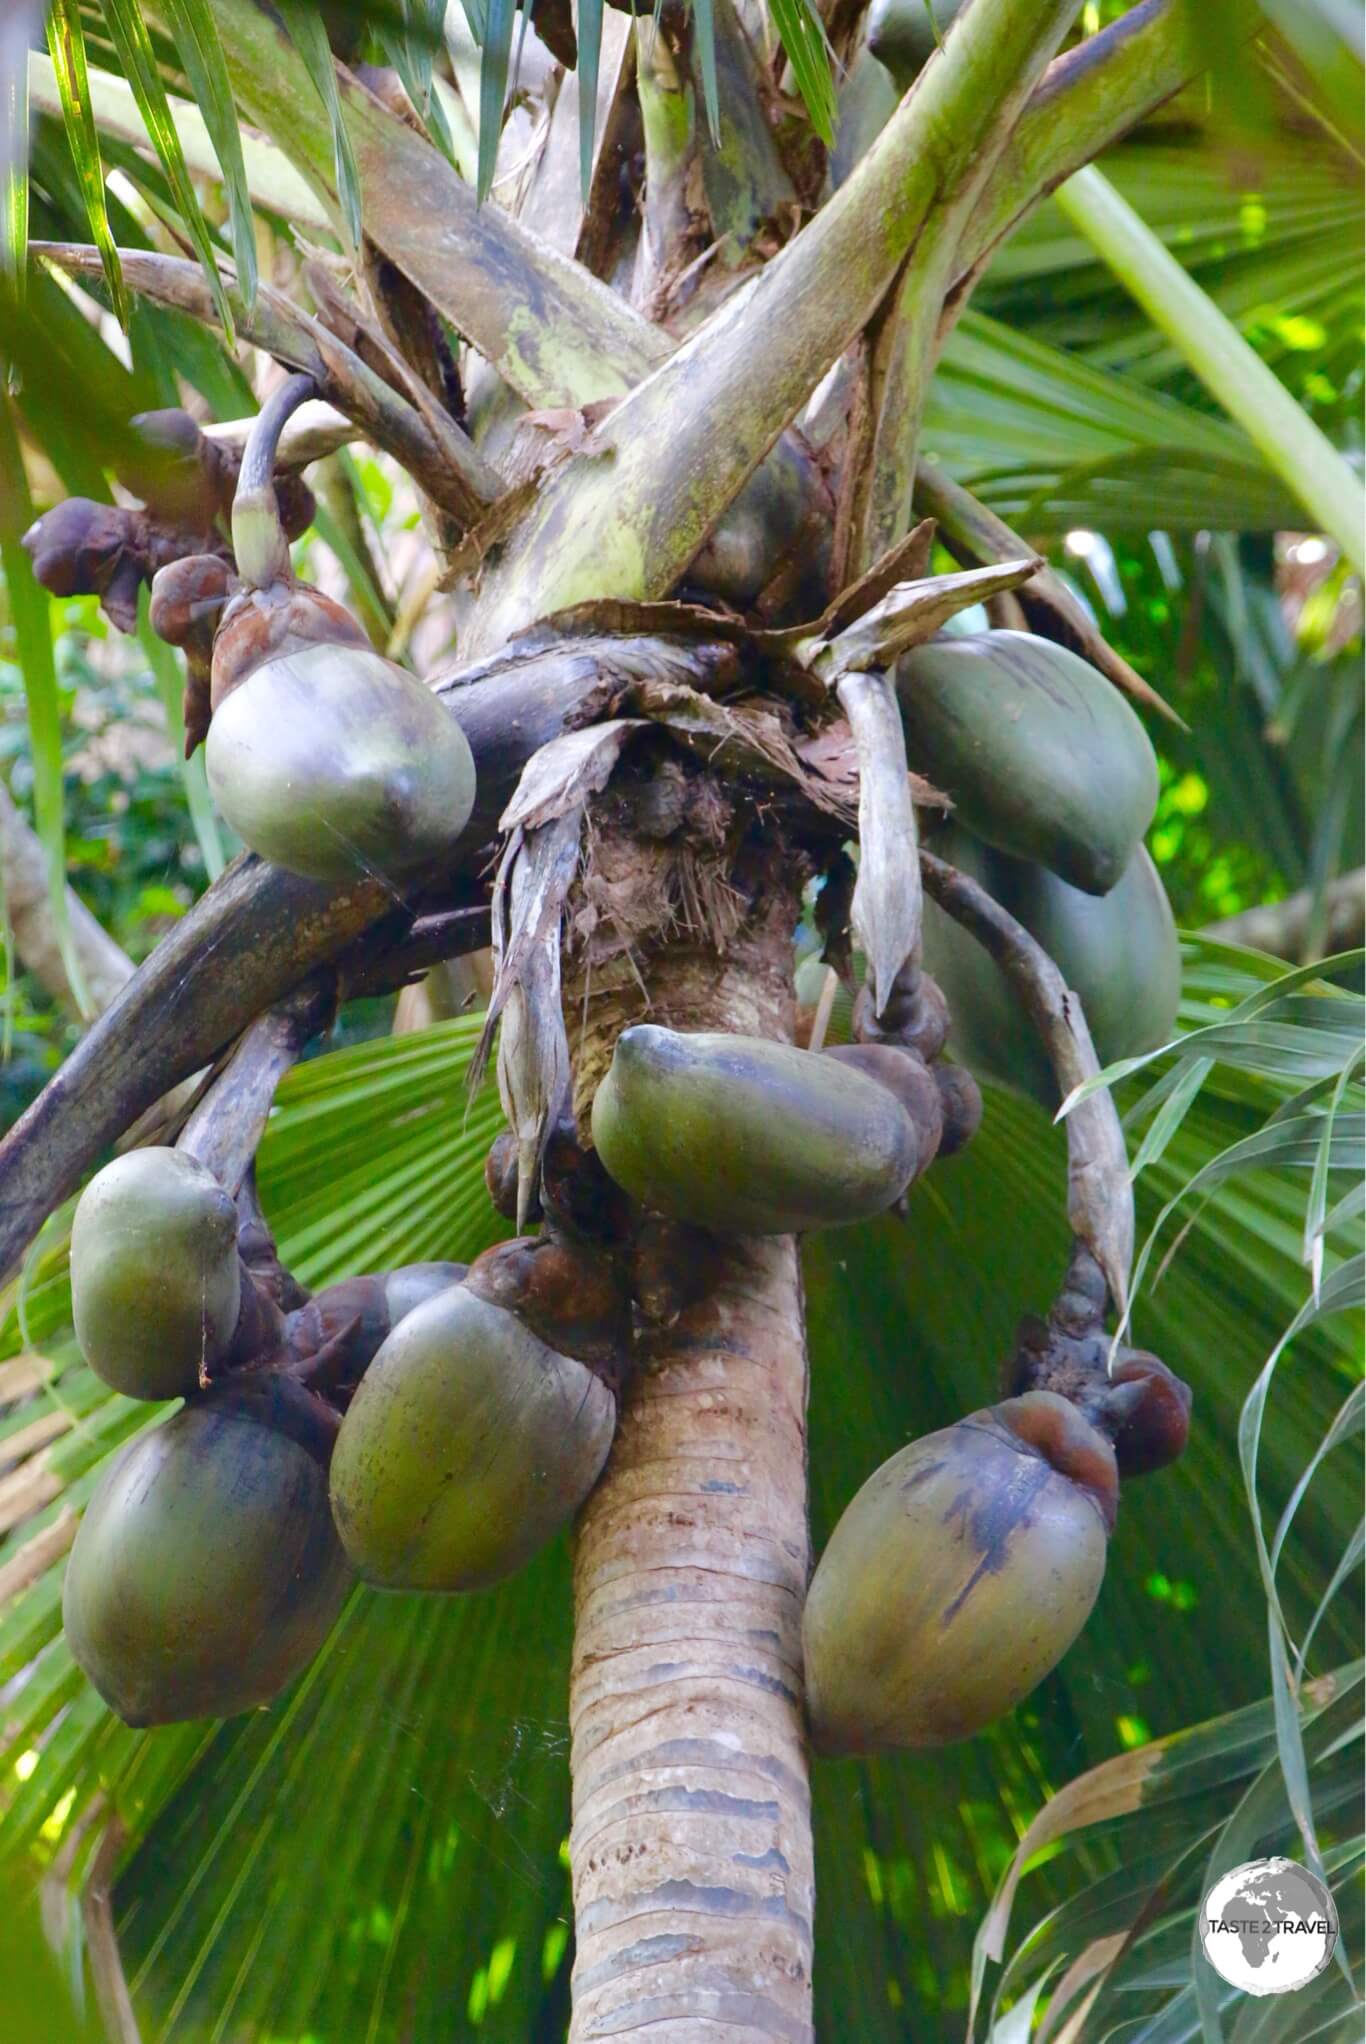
[465,1234,630,1383]
[120,408,233,531]
[217,1259,287,1385]
[1003,1243,1191,1479]
[629,1217,721,1329]
[484,1130,531,1225]
[150,554,238,650]
[541,1118,631,1241]
[278,1275,393,1405]
[151,555,240,753]
[484,1120,630,1243]
[1097,1352,1192,1477]
[210,578,370,708]
[933,1062,982,1157]
[21,496,224,635]
[19,410,314,647]
[823,1042,943,1177]
[211,1370,342,1466]
[852,966,949,1062]
[122,408,315,539]
[994,1389,1119,1531]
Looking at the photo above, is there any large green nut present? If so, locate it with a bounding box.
[803,1392,1114,1754]
[205,640,476,883]
[897,632,1159,895]
[921,823,1180,1107]
[591,1026,922,1236]
[63,1391,351,1726]
[328,1286,615,1592]
[70,1147,240,1401]
[866,0,962,90]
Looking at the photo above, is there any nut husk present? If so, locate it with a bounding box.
[823,1042,944,1169]
[205,637,477,883]
[591,1026,923,1236]
[897,632,1159,896]
[803,1391,1115,1754]
[328,1286,616,1591]
[70,1148,240,1400]
[63,1383,351,1726]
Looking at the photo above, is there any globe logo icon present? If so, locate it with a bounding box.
[1200,1857,1339,1997]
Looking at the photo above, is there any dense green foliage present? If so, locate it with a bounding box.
[0,4,1361,2040]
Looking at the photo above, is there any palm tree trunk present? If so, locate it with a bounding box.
[565,854,814,2042]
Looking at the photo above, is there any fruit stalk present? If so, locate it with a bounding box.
[231,371,319,589]
[921,844,1134,1309]
[176,979,335,1195]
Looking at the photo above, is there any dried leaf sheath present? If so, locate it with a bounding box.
[836,669,922,1020]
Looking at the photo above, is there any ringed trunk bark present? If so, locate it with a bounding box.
[565,854,815,2042]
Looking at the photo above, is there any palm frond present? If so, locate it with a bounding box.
[972,1667,1362,2043]
[0,944,1358,2039]
[43,1,129,329]
[98,0,236,341]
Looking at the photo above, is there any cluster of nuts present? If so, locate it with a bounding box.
[44,388,1190,1752]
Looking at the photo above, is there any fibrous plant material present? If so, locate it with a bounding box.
[896,631,1160,894]
[591,1025,931,1235]
[328,1285,616,1592]
[803,1390,1116,1754]
[62,1378,351,1726]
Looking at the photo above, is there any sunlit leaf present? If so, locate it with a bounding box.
[42,3,129,329]
[0,7,39,294]
[98,0,236,342]
[274,0,363,248]
[155,0,259,310]
[475,0,517,204]
[769,0,836,147]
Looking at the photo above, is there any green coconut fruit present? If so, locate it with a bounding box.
[63,1384,351,1726]
[866,0,962,89]
[803,1391,1116,1754]
[205,639,476,882]
[70,1147,240,1401]
[590,1026,924,1235]
[328,1286,616,1592]
[897,632,1159,894]
[920,823,1180,1106]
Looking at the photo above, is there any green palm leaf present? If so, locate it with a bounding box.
[43,1,129,328]
[924,313,1307,534]
[0,953,1357,2040]
[154,0,258,309]
[273,0,364,248]
[98,0,236,341]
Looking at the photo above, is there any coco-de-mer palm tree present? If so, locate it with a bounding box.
[1,3,1292,2037]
